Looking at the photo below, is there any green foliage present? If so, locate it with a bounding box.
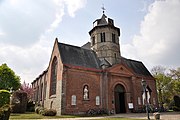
[42,109,57,116]
[35,106,44,114]
[0,90,10,107]
[35,106,57,116]
[151,66,180,109]
[173,95,180,111]
[86,108,108,116]
[26,101,35,112]
[0,104,11,120]
[0,63,21,91]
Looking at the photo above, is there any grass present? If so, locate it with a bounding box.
[9,112,78,119]
[9,112,144,120]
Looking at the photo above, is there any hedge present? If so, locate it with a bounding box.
[0,90,10,107]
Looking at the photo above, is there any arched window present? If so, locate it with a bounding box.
[50,57,57,96]
[83,85,89,100]
[71,95,76,105]
[96,96,100,105]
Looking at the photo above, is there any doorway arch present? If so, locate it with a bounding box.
[114,84,126,113]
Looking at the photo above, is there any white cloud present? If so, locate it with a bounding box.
[64,0,87,17]
[0,0,87,83]
[0,38,52,83]
[0,0,87,47]
[122,0,180,68]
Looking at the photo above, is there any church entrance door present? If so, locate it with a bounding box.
[114,84,126,113]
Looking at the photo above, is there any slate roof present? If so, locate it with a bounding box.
[81,42,91,50]
[122,57,153,77]
[57,42,152,77]
[58,42,100,69]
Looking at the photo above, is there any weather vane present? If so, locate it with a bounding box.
[101,4,106,14]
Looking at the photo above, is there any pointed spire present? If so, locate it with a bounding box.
[55,37,58,42]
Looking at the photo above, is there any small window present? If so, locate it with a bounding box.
[100,32,105,42]
[114,53,117,58]
[71,95,76,105]
[138,97,141,105]
[92,36,95,46]
[96,96,100,105]
[40,83,43,100]
[112,33,115,43]
[83,85,89,100]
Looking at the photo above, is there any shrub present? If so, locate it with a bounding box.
[42,109,57,116]
[174,95,180,111]
[26,101,35,112]
[172,106,180,111]
[0,90,10,107]
[0,104,11,120]
[35,105,56,116]
[35,106,44,114]
[86,108,108,116]
[11,90,27,113]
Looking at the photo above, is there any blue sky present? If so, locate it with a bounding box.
[0,0,180,83]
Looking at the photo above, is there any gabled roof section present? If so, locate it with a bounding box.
[58,42,100,69]
[122,57,153,77]
[107,64,134,77]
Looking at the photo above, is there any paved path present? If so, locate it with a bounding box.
[55,112,180,120]
[111,112,180,120]
[12,112,180,120]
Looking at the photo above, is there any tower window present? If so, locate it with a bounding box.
[114,53,117,58]
[92,36,95,46]
[112,33,116,43]
[101,32,105,42]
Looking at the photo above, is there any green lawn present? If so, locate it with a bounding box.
[9,112,143,120]
[9,112,78,119]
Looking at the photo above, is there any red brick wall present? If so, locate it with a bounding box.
[64,68,101,114]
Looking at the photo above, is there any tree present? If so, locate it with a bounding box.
[0,63,21,91]
[169,67,180,96]
[151,65,166,75]
[20,81,33,101]
[151,66,180,110]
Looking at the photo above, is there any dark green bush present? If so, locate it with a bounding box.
[0,104,11,120]
[172,106,180,111]
[86,108,108,116]
[174,95,180,111]
[11,90,27,113]
[42,109,57,116]
[0,90,10,107]
[26,101,35,112]
[35,106,44,114]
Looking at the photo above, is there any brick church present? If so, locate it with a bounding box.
[32,13,158,115]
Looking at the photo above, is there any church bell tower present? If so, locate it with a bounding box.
[89,11,121,66]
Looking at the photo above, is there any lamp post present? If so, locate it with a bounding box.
[141,79,150,120]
